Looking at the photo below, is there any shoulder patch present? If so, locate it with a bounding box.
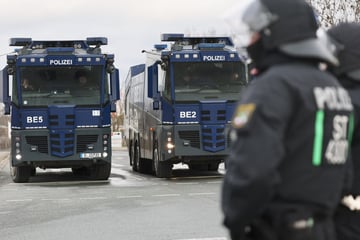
[232,103,256,129]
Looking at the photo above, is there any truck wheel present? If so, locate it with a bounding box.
[133,143,152,174]
[138,158,152,174]
[91,162,111,180]
[153,146,172,178]
[132,143,139,172]
[10,164,31,183]
[129,142,133,166]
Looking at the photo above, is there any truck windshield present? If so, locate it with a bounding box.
[17,66,107,106]
[173,62,247,102]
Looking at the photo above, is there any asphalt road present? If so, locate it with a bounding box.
[0,139,228,240]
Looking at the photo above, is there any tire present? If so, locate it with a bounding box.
[138,158,152,174]
[129,142,133,166]
[132,142,152,174]
[153,144,172,178]
[132,143,139,172]
[90,162,111,180]
[10,164,31,183]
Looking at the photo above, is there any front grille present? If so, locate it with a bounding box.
[25,136,48,153]
[77,135,98,153]
[179,131,200,149]
[200,109,227,124]
[49,114,75,127]
[66,115,75,126]
[217,110,226,121]
[50,132,75,157]
[49,115,58,126]
[48,106,76,157]
[201,110,211,122]
[202,126,225,152]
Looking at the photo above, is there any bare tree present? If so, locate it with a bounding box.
[308,0,360,28]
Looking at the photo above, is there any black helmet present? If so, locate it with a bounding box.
[328,22,360,80]
[224,0,338,65]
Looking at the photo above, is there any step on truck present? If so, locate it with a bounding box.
[0,37,120,182]
[124,34,248,178]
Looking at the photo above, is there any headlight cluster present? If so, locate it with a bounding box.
[166,131,174,154]
[14,136,22,160]
[102,134,109,158]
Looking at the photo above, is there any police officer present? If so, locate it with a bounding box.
[221,0,354,240]
[327,22,360,240]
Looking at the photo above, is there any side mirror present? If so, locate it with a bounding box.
[0,67,11,115]
[147,63,161,110]
[153,101,160,110]
[110,68,120,112]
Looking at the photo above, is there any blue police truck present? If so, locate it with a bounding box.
[0,37,120,182]
[124,34,248,178]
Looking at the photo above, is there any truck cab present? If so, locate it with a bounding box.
[125,34,248,178]
[0,37,120,182]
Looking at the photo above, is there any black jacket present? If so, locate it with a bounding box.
[333,76,360,240]
[222,59,354,236]
[340,77,360,195]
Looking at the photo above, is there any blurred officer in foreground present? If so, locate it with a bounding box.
[221,0,354,239]
[327,22,360,240]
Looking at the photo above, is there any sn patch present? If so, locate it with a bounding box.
[232,103,256,129]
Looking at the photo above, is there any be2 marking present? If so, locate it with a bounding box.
[179,111,197,119]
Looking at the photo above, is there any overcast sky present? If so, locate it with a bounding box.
[0,0,239,81]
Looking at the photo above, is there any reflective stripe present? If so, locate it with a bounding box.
[313,110,324,166]
[348,112,355,146]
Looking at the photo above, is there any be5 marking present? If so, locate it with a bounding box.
[26,116,44,123]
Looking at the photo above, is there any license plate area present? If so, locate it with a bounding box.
[80,153,102,159]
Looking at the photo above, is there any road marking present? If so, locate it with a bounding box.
[152,194,181,197]
[116,195,142,199]
[6,199,33,202]
[25,188,41,191]
[41,198,71,201]
[0,211,12,214]
[206,181,222,184]
[188,192,216,196]
[175,182,199,185]
[1,188,19,191]
[79,197,107,200]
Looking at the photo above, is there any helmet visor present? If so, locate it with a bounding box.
[279,28,340,66]
[223,0,278,47]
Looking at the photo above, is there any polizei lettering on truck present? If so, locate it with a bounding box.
[203,55,226,61]
[49,59,73,65]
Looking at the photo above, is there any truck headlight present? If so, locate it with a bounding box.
[166,143,175,149]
